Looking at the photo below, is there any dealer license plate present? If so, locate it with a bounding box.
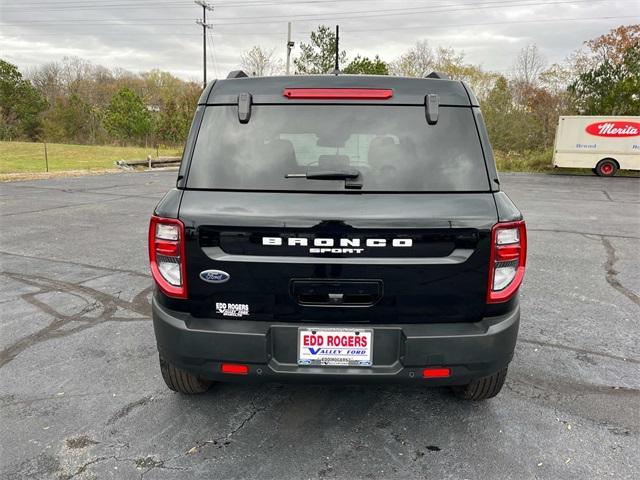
[297,328,373,367]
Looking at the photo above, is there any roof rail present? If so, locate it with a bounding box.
[227,70,249,79]
[425,71,450,80]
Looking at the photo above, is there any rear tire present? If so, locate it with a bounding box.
[159,356,212,394]
[595,159,618,177]
[452,367,508,400]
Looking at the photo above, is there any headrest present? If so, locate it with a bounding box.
[368,136,398,169]
[265,139,295,159]
[263,139,297,171]
[318,154,350,170]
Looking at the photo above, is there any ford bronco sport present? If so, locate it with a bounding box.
[149,72,526,400]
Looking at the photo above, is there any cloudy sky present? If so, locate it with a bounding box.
[1,0,639,82]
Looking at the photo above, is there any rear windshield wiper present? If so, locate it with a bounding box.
[285,169,363,189]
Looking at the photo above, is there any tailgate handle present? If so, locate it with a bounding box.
[291,280,382,307]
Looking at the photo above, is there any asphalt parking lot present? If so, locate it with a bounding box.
[0,171,638,479]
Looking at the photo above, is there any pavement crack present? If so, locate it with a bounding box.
[0,250,148,278]
[528,228,640,240]
[61,455,116,480]
[0,194,156,217]
[221,388,278,442]
[0,391,146,407]
[107,396,154,425]
[519,337,640,364]
[601,189,614,202]
[138,457,188,480]
[0,271,152,368]
[225,400,265,440]
[600,237,640,306]
[180,389,272,458]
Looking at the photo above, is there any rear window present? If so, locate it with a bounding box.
[186,105,489,192]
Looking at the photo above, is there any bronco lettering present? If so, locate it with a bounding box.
[262,236,413,254]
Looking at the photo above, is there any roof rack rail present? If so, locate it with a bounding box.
[227,70,249,79]
[425,71,450,80]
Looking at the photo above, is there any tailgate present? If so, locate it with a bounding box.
[180,191,497,323]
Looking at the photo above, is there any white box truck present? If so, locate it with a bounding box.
[552,116,640,176]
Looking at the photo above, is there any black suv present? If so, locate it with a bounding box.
[149,72,526,400]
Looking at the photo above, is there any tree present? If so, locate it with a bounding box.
[390,40,435,77]
[0,59,46,140]
[28,60,63,106]
[482,76,518,151]
[42,94,99,144]
[343,55,389,75]
[294,25,347,74]
[241,46,283,76]
[513,44,546,86]
[585,24,640,64]
[155,98,194,144]
[390,44,498,100]
[481,76,543,152]
[141,69,184,106]
[438,61,500,101]
[103,87,152,144]
[519,84,567,148]
[568,43,640,115]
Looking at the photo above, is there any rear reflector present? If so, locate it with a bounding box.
[221,363,249,375]
[283,88,393,100]
[422,367,451,378]
[155,240,179,256]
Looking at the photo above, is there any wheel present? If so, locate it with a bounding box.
[452,367,508,400]
[595,159,618,177]
[159,356,212,394]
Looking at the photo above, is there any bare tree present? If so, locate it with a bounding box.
[513,44,547,85]
[390,40,435,77]
[28,61,63,105]
[240,46,283,76]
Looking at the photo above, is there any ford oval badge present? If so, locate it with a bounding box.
[199,270,230,284]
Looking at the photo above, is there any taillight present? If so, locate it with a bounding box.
[282,88,393,100]
[149,216,187,299]
[487,220,527,303]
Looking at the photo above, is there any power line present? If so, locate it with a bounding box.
[1,0,574,8]
[207,31,219,78]
[323,14,640,34]
[1,0,419,4]
[0,0,419,12]
[3,14,636,38]
[3,0,635,19]
[210,0,639,25]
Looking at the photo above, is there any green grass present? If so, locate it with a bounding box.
[494,148,639,176]
[494,149,554,173]
[2,141,636,178]
[0,141,182,174]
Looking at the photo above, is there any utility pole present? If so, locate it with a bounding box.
[286,22,294,75]
[195,0,214,89]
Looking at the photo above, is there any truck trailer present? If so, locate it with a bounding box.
[552,116,640,176]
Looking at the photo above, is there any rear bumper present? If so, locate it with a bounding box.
[152,297,519,385]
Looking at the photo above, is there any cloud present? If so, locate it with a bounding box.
[1,0,638,79]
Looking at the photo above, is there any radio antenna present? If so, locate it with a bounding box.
[334,25,340,73]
